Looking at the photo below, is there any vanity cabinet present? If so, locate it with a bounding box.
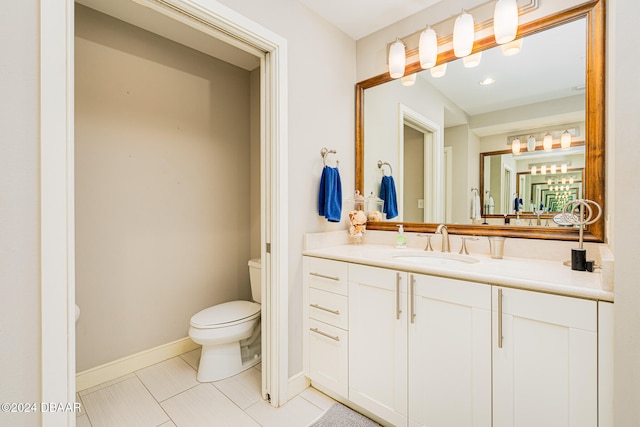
[303,257,349,398]
[492,287,597,427]
[348,264,408,426]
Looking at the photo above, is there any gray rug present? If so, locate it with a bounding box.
[310,403,381,427]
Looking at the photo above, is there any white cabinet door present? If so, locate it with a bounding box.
[492,287,597,427]
[408,274,492,427]
[308,318,349,397]
[349,264,408,427]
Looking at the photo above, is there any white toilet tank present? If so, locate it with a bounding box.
[248,258,261,303]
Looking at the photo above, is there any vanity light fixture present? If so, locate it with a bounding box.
[570,177,575,184]
[401,73,417,86]
[479,77,495,85]
[527,135,536,151]
[541,165,547,175]
[511,137,521,154]
[453,10,475,58]
[561,130,572,149]
[388,38,406,79]
[501,38,522,56]
[493,0,519,44]
[419,26,438,69]
[430,63,447,78]
[562,177,567,184]
[551,164,557,174]
[543,133,553,151]
[464,52,482,68]
[531,166,537,175]
[548,178,553,185]
[561,163,568,173]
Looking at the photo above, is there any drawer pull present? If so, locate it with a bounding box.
[310,303,340,315]
[310,272,341,281]
[310,327,340,342]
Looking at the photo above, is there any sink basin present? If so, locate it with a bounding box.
[392,251,480,265]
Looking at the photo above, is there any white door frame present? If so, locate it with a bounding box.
[40,1,289,425]
[397,104,443,223]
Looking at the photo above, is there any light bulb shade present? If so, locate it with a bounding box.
[561,163,568,173]
[531,166,537,175]
[570,177,575,184]
[511,137,521,154]
[541,165,547,175]
[501,38,522,56]
[561,130,571,149]
[389,39,406,79]
[430,63,447,78]
[453,11,475,58]
[551,164,557,174]
[562,178,567,184]
[401,73,416,86]
[543,134,553,151]
[494,0,519,44]
[548,178,553,185]
[463,52,482,68]
[419,28,438,69]
[527,135,536,151]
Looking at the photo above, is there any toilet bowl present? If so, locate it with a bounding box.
[188,258,262,382]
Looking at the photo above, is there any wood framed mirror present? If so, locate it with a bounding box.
[356,0,604,242]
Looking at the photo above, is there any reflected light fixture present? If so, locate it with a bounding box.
[501,38,522,56]
[561,163,568,173]
[531,166,537,175]
[527,135,536,151]
[453,10,474,58]
[543,133,553,151]
[388,38,406,79]
[541,165,547,175]
[479,77,495,85]
[401,73,417,86]
[493,0,519,44]
[463,52,482,68]
[511,137,521,154]
[561,130,572,149]
[551,164,557,174]
[570,177,575,184]
[547,178,553,185]
[562,178,567,184]
[430,63,447,78]
[419,27,438,69]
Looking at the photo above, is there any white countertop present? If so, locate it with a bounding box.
[303,243,613,302]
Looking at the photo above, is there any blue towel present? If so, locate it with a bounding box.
[318,166,342,222]
[379,175,398,219]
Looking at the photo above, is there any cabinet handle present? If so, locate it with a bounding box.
[310,327,340,342]
[410,274,416,324]
[498,288,503,349]
[310,272,340,281]
[310,303,340,315]
[396,273,402,320]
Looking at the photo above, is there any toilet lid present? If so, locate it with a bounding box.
[190,301,260,328]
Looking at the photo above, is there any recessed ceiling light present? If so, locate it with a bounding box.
[479,77,495,86]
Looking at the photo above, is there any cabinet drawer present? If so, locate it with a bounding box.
[307,257,348,296]
[309,287,348,330]
[308,318,349,398]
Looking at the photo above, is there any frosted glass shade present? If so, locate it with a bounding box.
[551,164,557,174]
[430,63,447,78]
[527,135,536,152]
[561,164,568,173]
[419,27,438,69]
[494,0,519,44]
[561,130,572,149]
[389,39,406,79]
[401,73,416,86]
[463,52,482,68]
[453,11,474,58]
[543,134,553,151]
[531,166,537,175]
[511,138,521,154]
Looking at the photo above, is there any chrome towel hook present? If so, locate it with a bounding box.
[321,147,338,168]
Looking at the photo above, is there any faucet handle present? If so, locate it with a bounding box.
[459,237,479,255]
[416,233,434,251]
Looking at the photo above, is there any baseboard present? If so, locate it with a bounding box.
[288,371,310,401]
[76,337,200,391]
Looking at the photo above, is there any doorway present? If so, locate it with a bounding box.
[40,1,289,422]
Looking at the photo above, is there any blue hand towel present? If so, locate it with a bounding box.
[318,166,342,222]
[379,175,398,219]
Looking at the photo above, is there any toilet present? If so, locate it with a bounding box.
[188,258,262,382]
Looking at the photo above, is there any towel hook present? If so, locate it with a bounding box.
[321,147,338,168]
[377,160,393,176]
[471,187,479,196]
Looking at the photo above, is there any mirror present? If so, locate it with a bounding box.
[356,0,605,242]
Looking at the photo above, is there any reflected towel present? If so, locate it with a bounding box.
[471,194,481,220]
[379,175,398,219]
[318,166,342,222]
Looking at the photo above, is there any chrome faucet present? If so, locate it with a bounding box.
[435,224,450,252]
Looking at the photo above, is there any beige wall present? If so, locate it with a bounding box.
[74,5,258,371]
[0,0,41,425]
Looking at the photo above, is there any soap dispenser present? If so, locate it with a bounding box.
[395,224,407,248]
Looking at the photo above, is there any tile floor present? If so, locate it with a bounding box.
[76,349,336,427]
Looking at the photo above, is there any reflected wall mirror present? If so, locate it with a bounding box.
[356,0,604,242]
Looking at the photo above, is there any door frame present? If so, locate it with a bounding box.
[40,1,289,425]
